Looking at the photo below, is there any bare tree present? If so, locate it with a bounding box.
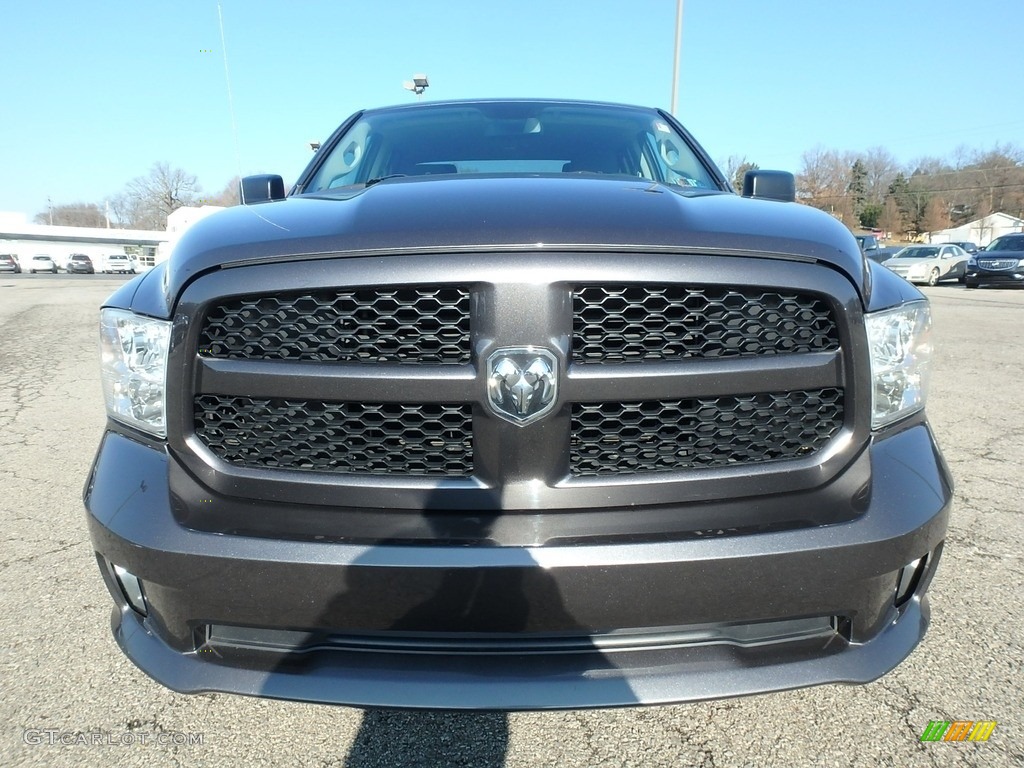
[879,197,906,240]
[200,176,242,208]
[964,145,1024,220]
[719,155,759,192]
[109,192,148,230]
[859,146,901,204]
[920,197,950,234]
[116,162,202,229]
[33,202,106,228]
[797,147,855,222]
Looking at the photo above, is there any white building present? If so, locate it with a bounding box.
[156,205,226,265]
[0,211,168,270]
[926,212,1024,247]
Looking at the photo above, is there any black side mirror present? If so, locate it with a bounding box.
[240,174,286,205]
[741,170,796,202]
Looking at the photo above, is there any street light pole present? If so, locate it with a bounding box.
[403,74,430,100]
[670,0,683,114]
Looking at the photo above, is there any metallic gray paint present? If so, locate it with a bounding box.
[85,420,949,709]
[86,99,948,709]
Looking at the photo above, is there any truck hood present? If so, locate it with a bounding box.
[161,175,867,305]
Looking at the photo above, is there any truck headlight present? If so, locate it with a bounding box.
[865,302,932,429]
[99,309,171,437]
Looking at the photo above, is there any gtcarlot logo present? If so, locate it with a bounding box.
[919,720,997,742]
[23,729,204,747]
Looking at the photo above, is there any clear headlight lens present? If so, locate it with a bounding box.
[100,309,171,437]
[865,302,932,429]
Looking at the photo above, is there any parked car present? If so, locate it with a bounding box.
[67,253,95,274]
[882,244,969,285]
[947,241,979,254]
[868,246,901,264]
[856,234,880,252]
[964,233,1024,289]
[85,98,949,710]
[104,254,136,274]
[0,254,21,273]
[29,255,57,274]
[854,234,881,256]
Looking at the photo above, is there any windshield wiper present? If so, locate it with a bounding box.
[365,174,406,187]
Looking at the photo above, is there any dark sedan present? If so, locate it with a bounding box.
[965,234,1024,288]
[948,240,979,254]
[67,254,96,274]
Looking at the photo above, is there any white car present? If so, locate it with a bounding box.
[29,255,57,274]
[882,244,969,286]
[105,254,136,274]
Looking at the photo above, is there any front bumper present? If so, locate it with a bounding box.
[84,421,951,710]
[965,266,1024,286]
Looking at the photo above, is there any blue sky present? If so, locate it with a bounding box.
[2,0,1021,220]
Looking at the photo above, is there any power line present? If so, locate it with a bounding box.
[218,3,242,187]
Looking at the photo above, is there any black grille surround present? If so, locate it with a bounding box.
[195,396,473,476]
[198,286,471,364]
[175,254,863,516]
[571,389,844,476]
[573,284,839,363]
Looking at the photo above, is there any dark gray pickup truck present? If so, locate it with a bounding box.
[84,99,950,710]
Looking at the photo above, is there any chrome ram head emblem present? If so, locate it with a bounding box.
[486,347,558,426]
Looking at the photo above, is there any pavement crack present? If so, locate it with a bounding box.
[0,538,89,571]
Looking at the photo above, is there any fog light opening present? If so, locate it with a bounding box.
[894,554,927,607]
[111,563,148,616]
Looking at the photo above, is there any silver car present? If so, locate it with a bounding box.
[882,244,969,286]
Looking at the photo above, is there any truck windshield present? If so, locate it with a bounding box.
[300,101,721,194]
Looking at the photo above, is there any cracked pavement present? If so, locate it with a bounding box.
[1,276,1021,767]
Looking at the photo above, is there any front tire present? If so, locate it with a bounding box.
[965,280,978,289]
[927,268,940,287]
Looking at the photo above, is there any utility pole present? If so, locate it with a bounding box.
[670,0,683,114]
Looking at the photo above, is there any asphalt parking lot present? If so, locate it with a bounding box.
[1,275,1021,768]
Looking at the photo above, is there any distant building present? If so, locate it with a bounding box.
[156,205,226,265]
[0,211,168,270]
[926,212,1024,247]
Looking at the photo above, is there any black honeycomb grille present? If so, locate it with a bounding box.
[194,396,473,476]
[570,388,844,476]
[198,287,471,364]
[573,285,839,363]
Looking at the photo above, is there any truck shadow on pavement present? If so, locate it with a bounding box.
[344,709,509,768]
[267,487,638,766]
